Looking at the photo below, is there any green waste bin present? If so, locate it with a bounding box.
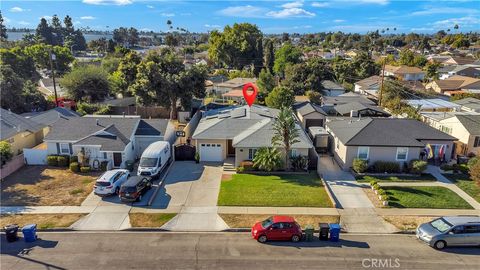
[125,160,134,172]
[304,225,314,242]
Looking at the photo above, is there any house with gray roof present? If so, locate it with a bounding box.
[44,115,174,168]
[0,108,46,157]
[22,107,81,137]
[453,97,480,113]
[321,80,346,97]
[325,118,457,170]
[333,102,390,117]
[293,102,327,129]
[437,114,480,156]
[192,105,312,167]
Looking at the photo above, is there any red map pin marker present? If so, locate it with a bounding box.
[242,82,258,107]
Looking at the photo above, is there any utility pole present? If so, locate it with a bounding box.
[49,50,59,107]
[378,60,386,107]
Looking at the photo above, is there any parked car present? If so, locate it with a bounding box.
[416,216,480,250]
[94,169,130,196]
[251,216,303,243]
[119,176,152,202]
[137,141,171,179]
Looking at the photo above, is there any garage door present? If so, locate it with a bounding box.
[199,143,223,162]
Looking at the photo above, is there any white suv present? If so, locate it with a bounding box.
[94,169,130,196]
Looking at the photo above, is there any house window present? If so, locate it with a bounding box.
[474,136,480,148]
[103,152,107,159]
[396,147,408,161]
[248,149,257,160]
[60,143,70,154]
[289,149,298,157]
[357,147,369,160]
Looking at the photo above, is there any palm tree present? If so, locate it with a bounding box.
[272,107,300,170]
[253,147,282,172]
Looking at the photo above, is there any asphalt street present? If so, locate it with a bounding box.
[1,232,479,270]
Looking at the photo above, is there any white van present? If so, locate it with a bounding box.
[137,141,171,179]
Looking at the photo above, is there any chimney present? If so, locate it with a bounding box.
[96,119,100,126]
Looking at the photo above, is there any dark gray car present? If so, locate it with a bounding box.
[416,216,480,250]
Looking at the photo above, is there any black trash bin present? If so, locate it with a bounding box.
[319,223,329,241]
[4,224,19,242]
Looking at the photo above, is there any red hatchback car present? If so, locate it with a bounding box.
[251,216,303,243]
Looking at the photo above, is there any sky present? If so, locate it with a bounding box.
[2,0,479,34]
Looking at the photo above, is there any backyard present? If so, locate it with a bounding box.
[384,186,473,209]
[1,166,100,206]
[443,174,480,203]
[217,173,333,207]
[356,174,437,183]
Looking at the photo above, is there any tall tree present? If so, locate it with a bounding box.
[0,11,7,41]
[36,18,53,44]
[0,65,25,113]
[115,51,141,95]
[272,107,300,170]
[263,38,275,73]
[273,42,302,76]
[0,47,37,79]
[131,49,208,119]
[24,44,74,75]
[257,68,275,94]
[208,23,263,71]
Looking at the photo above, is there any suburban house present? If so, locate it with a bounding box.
[191,105,313,167]
[321,80,346,96]
[22,107,81,137]
[439,65,480,80]
[404,99,461,112]
[332,102,390,117]
[325,117,457,170]
[44,115,175,168]
[354,75,381,99]
[293,102,328,129]
[0,108,45,157]
[214,77,257,96]
[436,114,480,156]
[383,65,425,81]
[453,97,480,113]
[426,75,480,96]
[321,92,376,107]
[443,56,477,66]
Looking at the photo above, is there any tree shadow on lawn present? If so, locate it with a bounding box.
[267,172,323,188]
[385,187,434,208]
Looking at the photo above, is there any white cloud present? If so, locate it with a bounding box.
[18,21,30,26]
[205,24,221,28]
[40,15,53,20]
[3,17,11,23]
[311,2,330,7]
[333,19,345,23]
[82,0,132,6]
[140,28,153,31]
[267,8,315,18]
[356,0,389,5]
[80,16,96,20]
[161,13,175,17]
[281,1,304,9]
[10,7,28,12]
[146,5,154,9]
[432,16,480,28]
[180,13,191,16]
[218,5,267,18]
[411,7,478,16]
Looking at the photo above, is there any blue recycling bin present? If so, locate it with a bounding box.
[329,223,341,242]
[22,224,37,242]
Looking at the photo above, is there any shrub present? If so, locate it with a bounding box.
[373,161,400,173]
[467,157,478,169]
[253,147,282,172]
[409,159,427,174]
[377,189,386,196]
[0,141,13,165]
[353,158,368,173]
[381,194,390,201]
[453,164,469,174]
[290,155,309,171]
[69,162,80,172]
[440,164,454,171]
[70,155,78,164]
[194,152,200,162]
[369,180,378,186]
[47,155,58,166]
[57,156,69,167]
[100,161,109,171]
[236,166,245,173]
[80,166,91,173]
[470,161,480,184]
[372,183,380,190]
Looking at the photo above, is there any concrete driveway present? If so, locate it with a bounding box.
[151,161,229,231]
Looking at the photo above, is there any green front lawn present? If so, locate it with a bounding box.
[385,186,473,209]
[443,174,480,203]
[356,174,437,183]
[218,173,333,207]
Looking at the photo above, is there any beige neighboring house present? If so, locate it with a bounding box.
[215,77,257,96]
[191,105,312,167]
[325,117,457,171]
[437,114,480,156]
[0,108,46,157]
[426,75,480,95]
[354,76,381,99]
[383,65,425,81]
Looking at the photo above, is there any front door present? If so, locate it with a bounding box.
[227,140,235,156]
[113,152,122,167]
